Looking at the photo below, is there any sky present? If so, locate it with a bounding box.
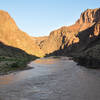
[0,0,100,37]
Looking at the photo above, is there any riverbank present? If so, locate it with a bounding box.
[0,56,38,75]
[72,43,100,69]
[0,42,39,75]
[73,56,100,69]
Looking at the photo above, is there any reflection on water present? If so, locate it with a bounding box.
[0,74,15,85]
[34,57,60,64]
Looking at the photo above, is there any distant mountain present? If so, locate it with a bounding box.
[32,36,48,46]
[0,10,43,57]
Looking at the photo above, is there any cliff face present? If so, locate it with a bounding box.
[0,10,43,57]
[77,8,100,24]
[37,8,100,55]
[32,36,48,45]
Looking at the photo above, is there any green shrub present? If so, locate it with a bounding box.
[11,62,20,68]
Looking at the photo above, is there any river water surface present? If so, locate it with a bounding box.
[0,57,100,100]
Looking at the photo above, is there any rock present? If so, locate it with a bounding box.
[0,10,43,57]
[77,8,100,24]
[36,8,100,56]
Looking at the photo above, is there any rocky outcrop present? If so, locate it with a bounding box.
[76,8,100,24]
[37,8,100,56]
[32,36,48,45]
[0,10,43,57]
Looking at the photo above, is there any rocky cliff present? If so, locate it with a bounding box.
[0,10,43,57]
[37,8,100,56]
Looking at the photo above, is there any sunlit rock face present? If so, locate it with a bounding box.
[77,8,100,24]
[0,10,43,57]
[36,8,100,55]
[1,8,100,57]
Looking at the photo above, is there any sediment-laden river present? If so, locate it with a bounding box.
[0,57,100,100]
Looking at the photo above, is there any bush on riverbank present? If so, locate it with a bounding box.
[0,56,37,75]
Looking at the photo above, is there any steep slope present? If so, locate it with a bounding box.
[0,42,37,74]
[51,21,100,55]
[38,8,100,56]
[32,36,48,46]
[0,10,43,57]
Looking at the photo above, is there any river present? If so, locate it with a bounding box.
[0,57,100,100]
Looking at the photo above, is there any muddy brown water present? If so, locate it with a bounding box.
[0,57,100,100]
